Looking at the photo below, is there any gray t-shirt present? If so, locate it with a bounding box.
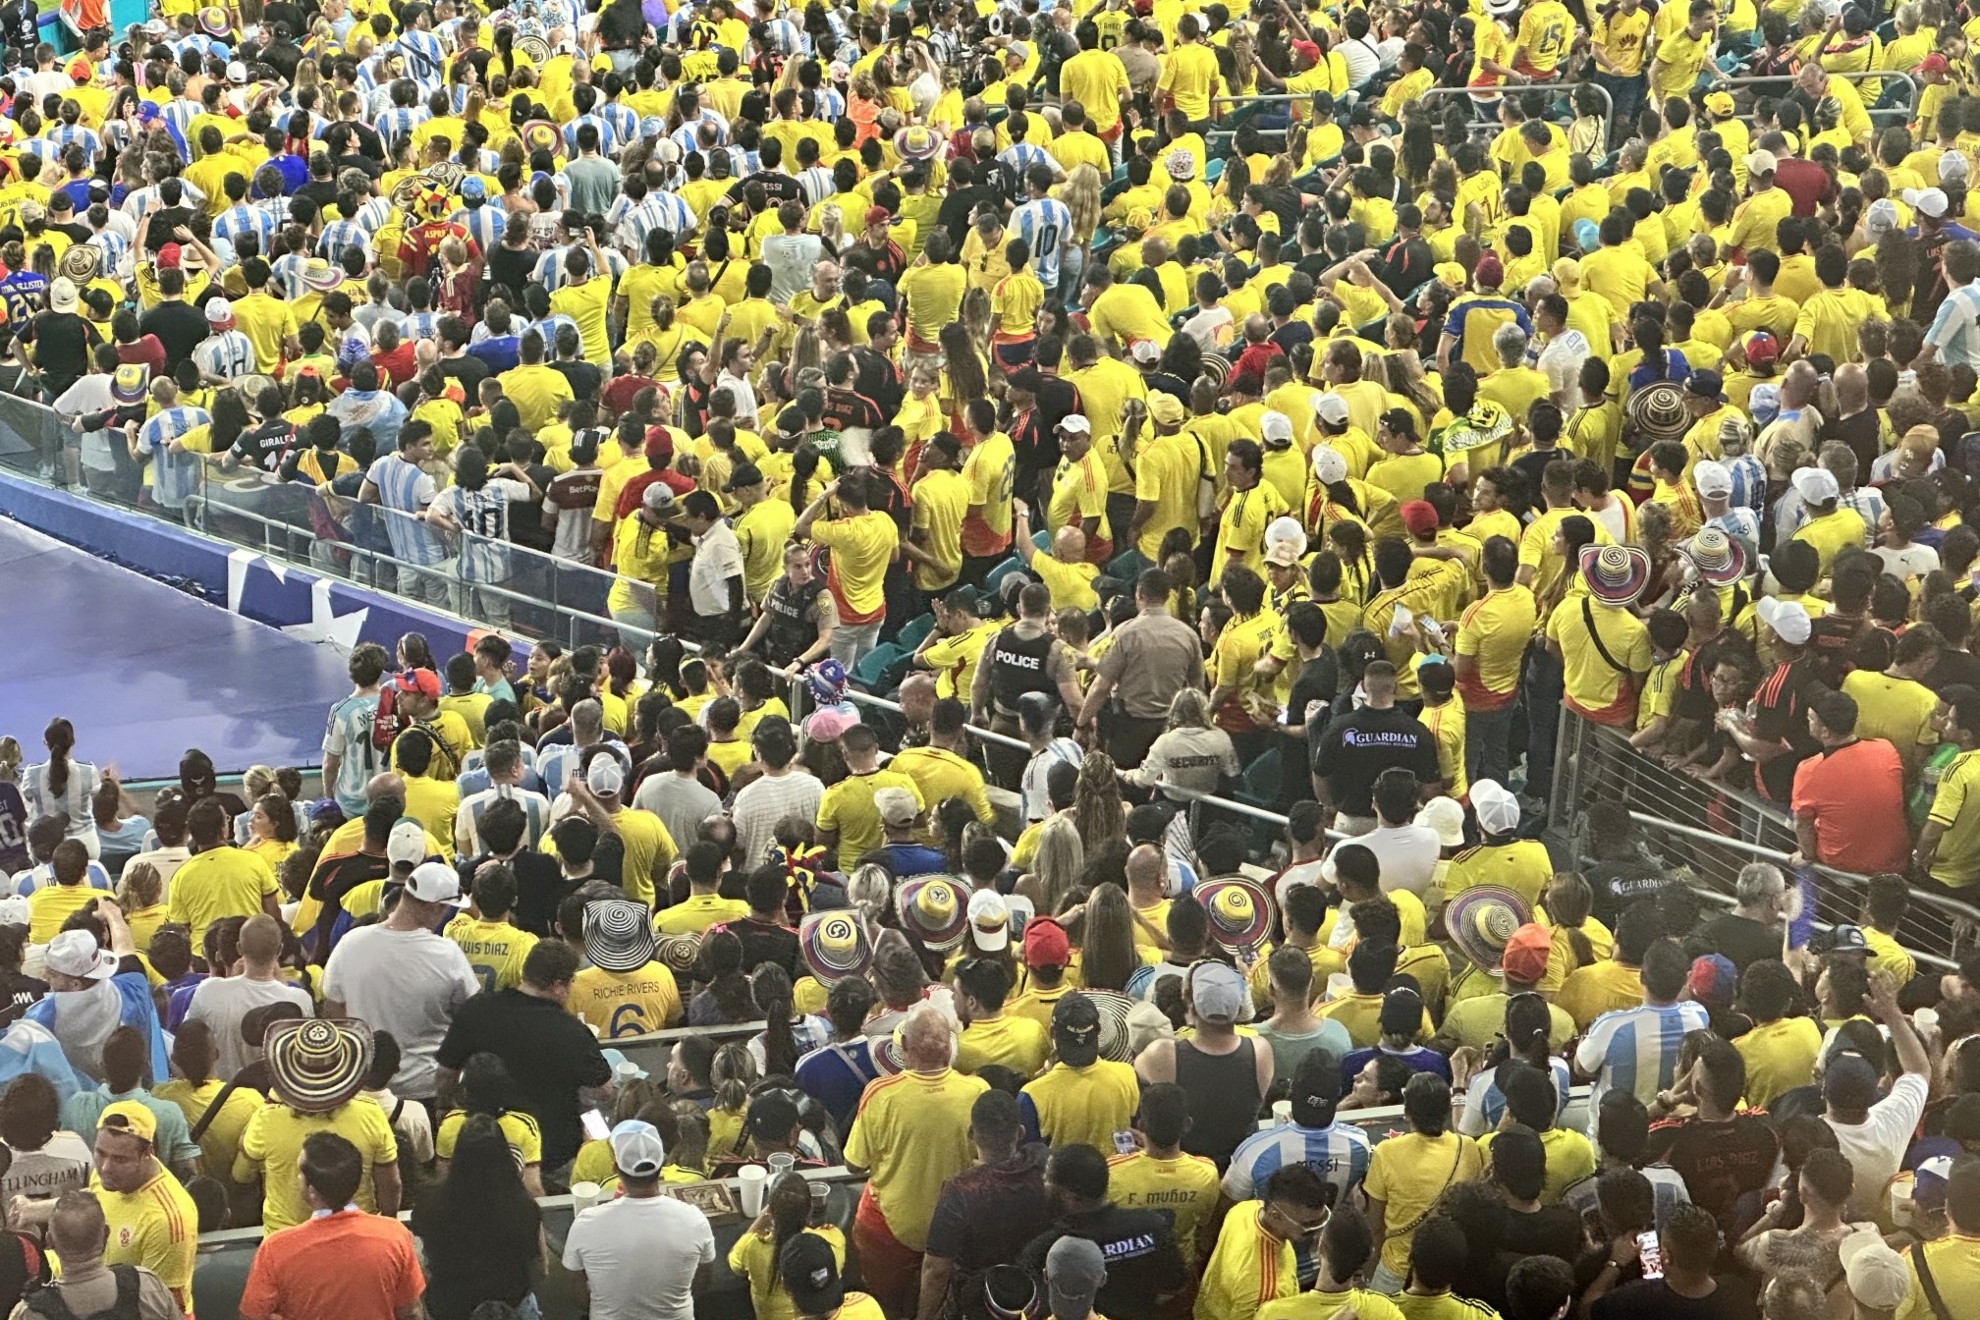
[563,155,623,216]
[632,773,724,860]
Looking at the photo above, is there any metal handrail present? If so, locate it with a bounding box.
[1706,68,1917,113]
[1416,82,1613,164]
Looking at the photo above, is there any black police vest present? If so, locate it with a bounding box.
[764,578,824,666]
[988,625,1056,713]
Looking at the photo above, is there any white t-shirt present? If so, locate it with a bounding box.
[1350,824,1444,896]
[688,522,746,618]
[1826,1071,1929,1213]
[1535,330,1590,409]
[183,974,316,1081]
[1872,544,1940,580]
[562,1192,717,1320]
[0,1132,93,1203]
[1021,738,1083,822]
[321,925,478,1100]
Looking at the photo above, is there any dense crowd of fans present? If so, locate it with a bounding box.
[12,0,1980,1315]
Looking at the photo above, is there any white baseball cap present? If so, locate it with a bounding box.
[1469,779,1521,837]
[1312,392,1350,426]
[404,860,462,904]
[1792,466,1840,505]
[1756,597,1813,647]
[1839,1230,1909,1312]
[1058,414,1092,435]
[608,1119,667,1178]
[1312,445,1349,484]
[874,786,919,827]
[586,756,625,795]
[1745,149,1778,176]
[386,817,427,868]
[1415,796,1466,847]
[1904,186,1951,219]
[1692,459,1733,498]
[967,889,1011,952]
[45,930,115,981]
[1260,410,1294,445]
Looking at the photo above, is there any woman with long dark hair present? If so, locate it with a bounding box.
[412,1113,545,1320]
[434,1053,545,1195]
[728,1171,846,1320]
[20,718,96,855]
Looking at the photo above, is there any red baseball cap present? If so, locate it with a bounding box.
[1291,38,1320,63]
[157,242,181,269]
[395,668,441,700]
[1022,916,1070,969]
[1745,331,1779,367]
[1501,923,1552,985]
[644,426,674,460]
[1922,53,1950,75]
[1400,500,1440,537]
[863,204,891,227]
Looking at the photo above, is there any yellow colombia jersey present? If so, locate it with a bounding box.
[843,1067,988,1252]
[1019,1060,1141,1152]
[96,1166,199,1317]
[570,962,683,1038]
[1261,1289,1410,1320]
[1195,1203,1298,1320]
[1108,1150,1222,1267]
[445,914,539,992]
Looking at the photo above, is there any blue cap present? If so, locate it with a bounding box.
[460,176,486,202]
[639,115,666,140]
[1573,217,1599,252]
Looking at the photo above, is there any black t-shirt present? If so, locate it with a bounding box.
[1019,1207,1187,1320]
[457,848,571,939]
[1642,1114,1780,1228]
[306,850,389,961]
[1584,856,1667,926]
[140,301,208,374]
[27,311,97,395]
[718,915,800,982]
[552,359,602,402]
[1449,1199,1584,1311]
[489,244,536,300]
[1312,705,1443,817]
[436,353,490,397]
[1591,1279,1760,1320]
[925,1148,1051,1277]
[1751,659,1822,802]
[434,987,612,1167]
[1821,409,1882,481]
[1696,912,1782,973]
[231,418,297,473]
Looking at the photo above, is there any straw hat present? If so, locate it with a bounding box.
[584,899,656,973]
[1193,875,1275,956]
[265,1018,373,1113]
[799,910,872,983]
[896,875,970,951]
[1444,885,1534,974]
[1580,543,1652,606]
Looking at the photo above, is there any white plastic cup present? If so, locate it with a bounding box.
[571,1181,602,1213]
[768,1152,796,1178]
[738,1165,768,1216]
[1272,1101,1292,1126]
[1891,1181,1915,1229]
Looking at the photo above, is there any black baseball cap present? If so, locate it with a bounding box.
[725,461,765,492]
[1052,991,1102,1068]
[780,1231,844,1316]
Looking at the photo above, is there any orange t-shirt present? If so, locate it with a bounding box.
[238,1209,425,1320]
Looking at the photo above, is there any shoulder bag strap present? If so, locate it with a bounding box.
[1582,598,1630,675]
[189,1081,242,1143]
[1913,1242,1955,1320]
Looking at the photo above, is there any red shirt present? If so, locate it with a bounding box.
[116,334,166,381]
[239,1209,424,1320]
[1790,737,1911,874]
[370,343,417,391]
[600,371,658,417]
[1774,157,1838,217]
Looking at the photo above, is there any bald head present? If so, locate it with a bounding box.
[364,771,406,803]
[898,672,936,727]
[1782,360,1819,407]
[49,1192,107,1261]
[1245,313,1270,344]
[1834,362,1867,410]
[1053,525,1087,564]
[1126,844,1165,893]
[239,914,283,966]
[900,1001,954,1070]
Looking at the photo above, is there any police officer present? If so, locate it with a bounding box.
[972,580,1085,786]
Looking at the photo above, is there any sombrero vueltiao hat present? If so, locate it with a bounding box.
[199,4,229,35]
[1627,379,1690,444]
[1580,542,1653,607]
[522,119,562,156]
[1194,875,1275,957]
[894,124,943,164]
[1088,988,1135,1063]
[1438,399,1513,455]
[1444,885,1534,975]
[1200,353,1230,388]
[265,1017,373,1113]
[1684,525,1747,587]
[656,932,702,977]
[585,898,656,972]
[896,874,970,951]
[58,244,100,285]
[800,910,872,984]
[110,363,150,406]
[515,32,551,63]
[300,257,343,292]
